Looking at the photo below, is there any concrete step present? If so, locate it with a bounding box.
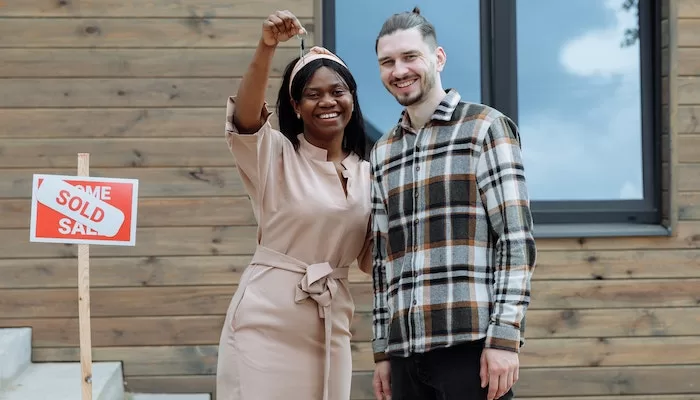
[0,362,125,400]
[127,395,210,400]
[0,328,209,400]
[0,328,32,391]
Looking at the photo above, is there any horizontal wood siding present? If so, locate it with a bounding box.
[0,1,696,400]
[0,0,305,397]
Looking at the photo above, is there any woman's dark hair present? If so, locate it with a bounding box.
[276,56,368,160]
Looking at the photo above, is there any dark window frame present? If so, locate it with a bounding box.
[321,0,666,236]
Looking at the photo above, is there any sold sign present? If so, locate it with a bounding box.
[30,174,139,246]
[29,155,140,400]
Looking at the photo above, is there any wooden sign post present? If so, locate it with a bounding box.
[29,153,139,400]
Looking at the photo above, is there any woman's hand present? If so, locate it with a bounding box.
[262,10,307,47]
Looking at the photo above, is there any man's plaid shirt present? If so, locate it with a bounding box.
[369,89,537,362]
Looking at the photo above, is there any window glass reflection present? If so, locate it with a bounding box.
[334,0,481,139]
[516,0,644,201]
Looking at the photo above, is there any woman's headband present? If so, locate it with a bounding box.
[288,46,349,96]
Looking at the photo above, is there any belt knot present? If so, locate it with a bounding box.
[294,261,337,318]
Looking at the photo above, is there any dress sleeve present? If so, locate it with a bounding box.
[224,96,285,219]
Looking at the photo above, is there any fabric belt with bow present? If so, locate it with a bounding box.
[248,245,349,400]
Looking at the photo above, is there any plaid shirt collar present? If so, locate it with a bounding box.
[394,88,462,136]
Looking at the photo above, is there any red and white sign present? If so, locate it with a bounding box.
[30,174,139,246]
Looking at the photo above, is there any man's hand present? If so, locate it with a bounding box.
[480,348,519,400]
[372,360,392,400]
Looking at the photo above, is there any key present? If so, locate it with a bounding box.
[296,33,305,61]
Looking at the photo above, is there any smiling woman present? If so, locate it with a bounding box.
[277,53,368,161]
[215,9,374,400]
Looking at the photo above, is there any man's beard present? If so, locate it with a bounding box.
[395,90,422,106]
[389,71,435,107]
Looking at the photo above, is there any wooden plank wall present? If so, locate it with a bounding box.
[0,0,315,396]
[0,1,699,400]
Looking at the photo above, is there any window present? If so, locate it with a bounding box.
[328,0,481,140]
[321,0,664,235]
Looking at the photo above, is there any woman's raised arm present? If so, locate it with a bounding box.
[233,10,306,133]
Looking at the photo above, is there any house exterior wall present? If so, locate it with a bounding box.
[0,0,697,399]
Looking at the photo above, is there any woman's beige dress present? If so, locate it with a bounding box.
[216,96,373,400]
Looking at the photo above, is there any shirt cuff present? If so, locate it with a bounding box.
[485,323,521,353]
[372,338,389,362]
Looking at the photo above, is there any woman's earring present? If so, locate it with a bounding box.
[296,113,300,119]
